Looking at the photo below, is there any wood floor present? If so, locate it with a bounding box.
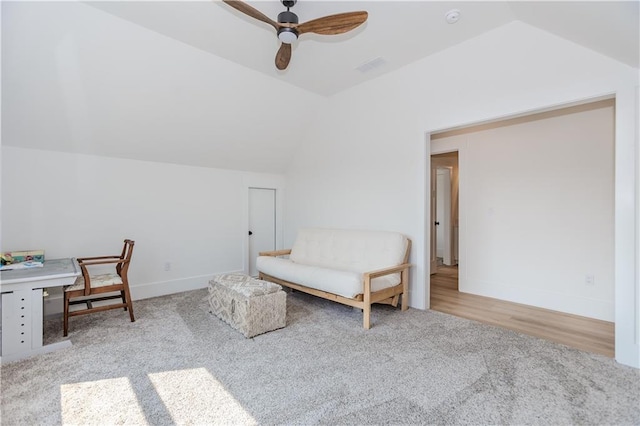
[430,265,615,358]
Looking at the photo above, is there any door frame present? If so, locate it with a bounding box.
[423,93,640,367]
[241,176,285,275]
[248,187,276,277]
[428,150,464,292]
[429,164,437,274]
[437,166,453,266]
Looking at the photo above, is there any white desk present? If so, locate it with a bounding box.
[1,258,80,363]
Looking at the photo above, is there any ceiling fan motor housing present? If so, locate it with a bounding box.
[278,10,298,24]
[277,10,299,43]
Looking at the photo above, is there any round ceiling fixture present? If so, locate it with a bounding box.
[278,27,298,44]
[445,9,461,24]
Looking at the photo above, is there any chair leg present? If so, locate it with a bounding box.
[63,293,69,337]
[121,290,127,311]
[123,287,135,322]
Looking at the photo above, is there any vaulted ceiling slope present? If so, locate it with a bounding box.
[2,1,325,174]
[87,0,639,96]
[2,1,638,174]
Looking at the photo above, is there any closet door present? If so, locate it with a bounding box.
[248,188,276,277]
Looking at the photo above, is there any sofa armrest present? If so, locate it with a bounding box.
[363,263,412,279]
[258,249,292,257]
[361,262,412,327]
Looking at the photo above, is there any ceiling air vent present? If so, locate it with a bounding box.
[356,57,386,73]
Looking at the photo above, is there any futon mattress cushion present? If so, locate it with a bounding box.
[256,256,400,299]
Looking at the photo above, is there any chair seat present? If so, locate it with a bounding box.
[65,273,123,292]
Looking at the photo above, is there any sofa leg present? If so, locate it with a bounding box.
[401,269,409,311]
[363,304,371,329]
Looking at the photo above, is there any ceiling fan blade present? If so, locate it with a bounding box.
[296,11,368,36]
[275,43,292,70]
[222,0,279,31]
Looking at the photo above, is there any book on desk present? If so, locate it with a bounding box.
[1,250,45,271]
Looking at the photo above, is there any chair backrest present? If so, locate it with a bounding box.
[117,239,135,277]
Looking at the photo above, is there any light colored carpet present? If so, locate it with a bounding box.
[1,288,639,425]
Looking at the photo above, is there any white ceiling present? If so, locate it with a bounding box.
[87,0,639,96]
[2,1,638,174]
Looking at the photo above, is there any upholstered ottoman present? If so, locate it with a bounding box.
[208,273,286,338]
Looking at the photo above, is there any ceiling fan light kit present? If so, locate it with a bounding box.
[278,27,298,44]
[277,10,299,44]
[222,0,368,70]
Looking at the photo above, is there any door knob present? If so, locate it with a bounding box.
[248,231,253,236]
[434,221,440,226]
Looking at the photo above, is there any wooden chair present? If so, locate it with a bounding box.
[63,239,135,336]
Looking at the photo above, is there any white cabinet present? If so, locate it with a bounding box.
[1,288,43,356]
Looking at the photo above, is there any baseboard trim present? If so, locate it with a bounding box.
[461,279,614,322]
[43,270,244,316]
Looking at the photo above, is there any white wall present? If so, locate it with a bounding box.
[433,105,614,321]
[286,21,639,367]
[1,147,284,313]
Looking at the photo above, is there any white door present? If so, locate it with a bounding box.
[248,188,276,277]
[436,169,446,259]
[437,168,453,266]
[430,162,438,275]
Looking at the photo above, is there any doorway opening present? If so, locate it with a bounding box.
[427,98,615,357]
[430,151,459,291]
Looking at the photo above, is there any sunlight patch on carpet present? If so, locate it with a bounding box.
[60,377,147,424]
[148,367,257,425]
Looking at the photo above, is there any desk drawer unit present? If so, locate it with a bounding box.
[1,289,43,357]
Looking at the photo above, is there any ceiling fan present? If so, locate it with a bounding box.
[222,0,368,70]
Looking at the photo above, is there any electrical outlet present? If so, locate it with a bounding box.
[164,262,171,272]
[585,274,595,286]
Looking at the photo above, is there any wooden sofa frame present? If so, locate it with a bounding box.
[258,239,411,329]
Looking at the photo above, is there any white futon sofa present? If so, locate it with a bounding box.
[256,228,412,329]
